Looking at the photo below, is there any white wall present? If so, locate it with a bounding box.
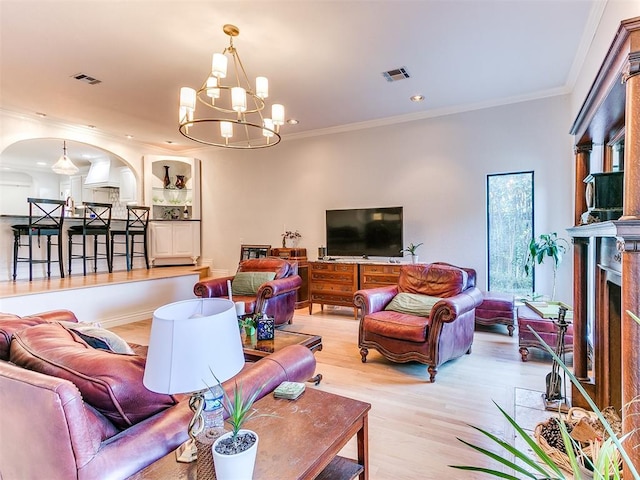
[196,95,575,302]
[570,1,640,119]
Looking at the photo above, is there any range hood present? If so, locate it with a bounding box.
[84,159,121,188]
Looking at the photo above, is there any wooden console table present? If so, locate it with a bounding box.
[309,261,402,316]
[129,388,371,480]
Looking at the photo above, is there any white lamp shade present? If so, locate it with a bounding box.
[231,87,247,113]
[263,118,274,138]
[180,87,196,110]
[206,76,220,99]
[256,76,268,99]
[272,104,285,126]
[143,298,245,394]
[220,121,234,138]
[212,53,228,79]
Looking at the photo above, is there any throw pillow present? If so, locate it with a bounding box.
[385,292,442,317]
[231,271,276,296]
[59,322,135,354]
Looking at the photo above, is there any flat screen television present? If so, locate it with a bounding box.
[325,207,403,257]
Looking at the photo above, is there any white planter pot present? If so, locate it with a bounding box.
[411,254,419,264]
[212,429,259,480]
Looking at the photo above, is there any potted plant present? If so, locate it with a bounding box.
[238,315,256,337]
[282,230,301,248]
[211,380,265,480]
[450,316,640,479]
[524,232,569,301]
[401,242,423,263]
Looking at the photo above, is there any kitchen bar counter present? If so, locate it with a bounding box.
[1,216,124,281]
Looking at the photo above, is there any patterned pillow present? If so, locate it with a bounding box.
[59,322,134,354]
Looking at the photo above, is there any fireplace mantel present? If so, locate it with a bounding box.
[568,17,640,476]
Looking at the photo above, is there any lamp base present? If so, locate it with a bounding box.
[175,439,198,463]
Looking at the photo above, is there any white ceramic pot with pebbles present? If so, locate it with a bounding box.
[212,429,259,480]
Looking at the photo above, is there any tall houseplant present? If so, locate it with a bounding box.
[524,232,569,301]
[451,314,640,479]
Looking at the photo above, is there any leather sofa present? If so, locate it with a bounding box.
[194,257,302,326]
[354,263,483,382]
[0,309,316,480]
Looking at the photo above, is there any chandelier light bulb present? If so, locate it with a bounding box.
[206,77,220,101]
[263,118,274,138]
[180,87,196,110]
[272,104,285,126]
[256,77,268,99]
[212,53,227,78]
[220,121,234,138]
[231,87,247,113]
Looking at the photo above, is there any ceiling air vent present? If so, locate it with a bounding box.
[72,73,102,85]
[382,67,410,82]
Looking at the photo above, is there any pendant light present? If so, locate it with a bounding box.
[51,141,79,175]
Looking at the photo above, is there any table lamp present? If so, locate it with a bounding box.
[143,298,245,462]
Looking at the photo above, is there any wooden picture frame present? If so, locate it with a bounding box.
[240,244,271,261]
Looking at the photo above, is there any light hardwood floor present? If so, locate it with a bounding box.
[112,306,559,480]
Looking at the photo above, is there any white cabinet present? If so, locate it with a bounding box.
[149,221,201,266]
[118,167,136,203]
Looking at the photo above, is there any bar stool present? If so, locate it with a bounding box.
[68,202,113,276]
[109,206,150,271]
[11,198,66,281]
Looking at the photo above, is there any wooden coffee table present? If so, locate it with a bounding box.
[243,329,323,385]
[129,388,371,480]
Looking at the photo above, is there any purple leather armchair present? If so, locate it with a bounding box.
[353,263,483,382]
[0,310,316,480]
[193,257,302,326]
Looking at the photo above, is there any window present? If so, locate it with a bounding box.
[487,171,534,295]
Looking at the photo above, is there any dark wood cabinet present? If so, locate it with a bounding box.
[270,248,309,310]
[567,17,640,475]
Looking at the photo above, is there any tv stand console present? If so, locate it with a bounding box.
[309,261,403,317]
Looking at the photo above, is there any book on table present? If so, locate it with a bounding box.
[274,381,305,400]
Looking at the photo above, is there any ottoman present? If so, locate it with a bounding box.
[517,305,573,361]
[475,291,515,336]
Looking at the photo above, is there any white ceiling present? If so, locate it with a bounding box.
[1,0,601,162]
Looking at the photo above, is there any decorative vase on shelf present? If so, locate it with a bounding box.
[163,166,171,189]
[285,238,299,248]
[175,175,186,189]
[411,255,419,264]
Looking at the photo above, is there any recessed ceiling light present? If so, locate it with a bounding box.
[166,140,175,144]
[36,162,47,166]
[126,135,133,139]
[410,95,425,102]
[87,125,96,129]
[36,112,47,118]
[287,119,299,125]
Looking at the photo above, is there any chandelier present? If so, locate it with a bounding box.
[51,141,79,175]
[178,24,285,149]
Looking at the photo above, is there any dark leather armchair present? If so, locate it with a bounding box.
[353,262,483,382]
[193,257,301,326]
